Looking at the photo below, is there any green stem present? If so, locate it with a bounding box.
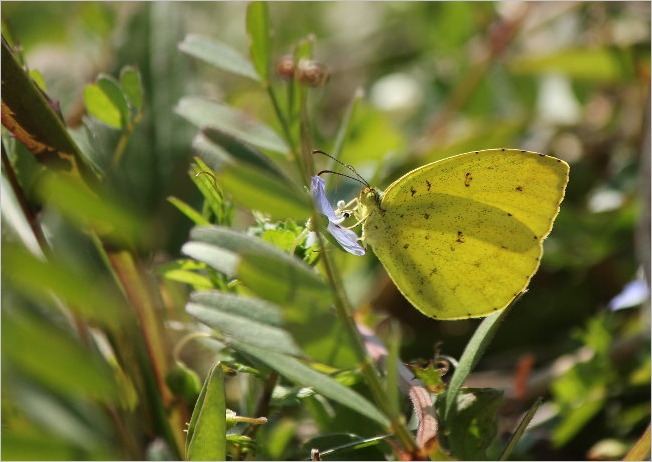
[111,112,142,169]
[314,228,418,454]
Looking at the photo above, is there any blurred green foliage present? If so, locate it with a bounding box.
[2,2,649,460]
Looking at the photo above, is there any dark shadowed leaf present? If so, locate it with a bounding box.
[119,66,144,112]
[175,97,289,154]
[437,388,503,461]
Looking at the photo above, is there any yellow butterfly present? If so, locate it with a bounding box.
[353,148,569,320]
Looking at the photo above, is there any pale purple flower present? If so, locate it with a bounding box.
[311,176,365,256]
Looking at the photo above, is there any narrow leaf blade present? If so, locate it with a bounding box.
[218,162,311,220]
[175,97,289,154]
[443,309,509,420]
[232,341,389,428]
[179,34,259,81]
[246,2,271,82]
[186,363,227,461]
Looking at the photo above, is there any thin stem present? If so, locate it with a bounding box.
[111,111,142,169]
[314,227,418,454]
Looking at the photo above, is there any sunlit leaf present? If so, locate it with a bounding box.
[167,196,211,226]
[179,33,259,81]
[246,2,271,82]
[96,74,130,128]
[83,84,121,128]
[442,309,508,420]
[509,48,633,82]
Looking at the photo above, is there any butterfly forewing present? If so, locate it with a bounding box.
[363,149,569,319]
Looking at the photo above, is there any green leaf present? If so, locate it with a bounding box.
[7,383,115,458]
[339,100,405,166]
[2,309,118,404]
[218,161,311,221]
[83,83,121,128]
[175,97,289,154]
[302,433,389,461]
[167,196,212,226]
[189,157,233,224]
[178,34,259,81]
[96,74,130,128]
[29,68,47,91]
[182,227,357,368]
[509,48,633,82]
[181,241,240,278]
[190,290,284,327]
[3,243,123,327]
[186,363,227,461]
[385,324,401,420]
[443,309,508,420]
[246,2,271,82]
[119,65,144,112]
[1,38,97,187]
[156,259,214,289]
[35,172,141,246]
[185,226,329,307]
[2,431,94,460]
[194,128,286,179]
[166,363,202,405]
[438,388,503,460]
[499,397,542,461]
[231,341,389,428]
[186,299,302,356]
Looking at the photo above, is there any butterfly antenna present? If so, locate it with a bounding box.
[312,149,369,187]
[317,169,369,187]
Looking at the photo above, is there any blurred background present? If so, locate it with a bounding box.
[2,2,650,460]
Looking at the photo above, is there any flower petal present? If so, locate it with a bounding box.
[311,175,365,256]
[310,176,336,220]
[327,222,365,256]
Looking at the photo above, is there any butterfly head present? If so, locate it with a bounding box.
[356,186,384,220]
